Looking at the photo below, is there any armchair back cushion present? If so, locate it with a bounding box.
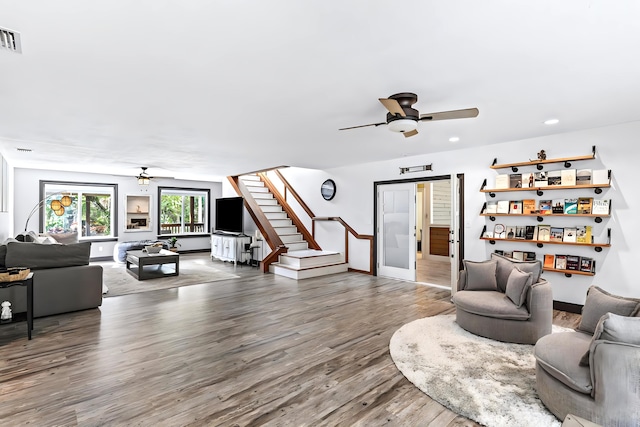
[577,286,640,334]
[505,268,533,307]
[580,313,640,365]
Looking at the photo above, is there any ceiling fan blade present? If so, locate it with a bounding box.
[379,98,406,117]
[339,122,386,131]
[403,129,419,138]
[419,107,479,121]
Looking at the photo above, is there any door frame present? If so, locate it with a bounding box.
[373,174,465,283]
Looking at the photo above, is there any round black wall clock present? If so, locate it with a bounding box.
[321,179,336,201]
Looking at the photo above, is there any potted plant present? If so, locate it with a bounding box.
[167,237,180,252]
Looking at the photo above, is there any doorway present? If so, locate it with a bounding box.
[374,174,464,292]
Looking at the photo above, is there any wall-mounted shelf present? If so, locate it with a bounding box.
[480,237,610,250]
[480,182,610,197]
[543,267,594,277]
[481,213,610,223]
[491,146,596,172]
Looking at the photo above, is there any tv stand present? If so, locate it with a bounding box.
[211,233,250,265]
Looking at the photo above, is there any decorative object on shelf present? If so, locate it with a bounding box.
[399,164,433,175]
[0,301,11,322]
[23,192,74,231]
[320,179,336,201]
[537,150,546,161]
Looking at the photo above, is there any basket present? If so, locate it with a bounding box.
[0,267,31,282]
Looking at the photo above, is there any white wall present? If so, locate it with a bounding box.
[13,168,222,258]
[0,155,14,241]
[280,121,640,304]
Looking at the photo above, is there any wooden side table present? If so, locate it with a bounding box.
[0,272,34,340]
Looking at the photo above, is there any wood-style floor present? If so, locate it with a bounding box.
[416,253,451,287]
[0,257,580,426]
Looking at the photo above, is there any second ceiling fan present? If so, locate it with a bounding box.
[339,92,479,138]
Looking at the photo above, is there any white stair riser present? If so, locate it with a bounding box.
[260,205,283,213]
[279,234,303,243]
[240,175,261,182]
[256,198,279,206]
[279,253,343,268]
[270,263,349,280]
[252,193,274,200]
[286,242,308,251]
[274,226,298,235]
[265,212,288,220]
[270,219,292,227]
[248,187,269,194]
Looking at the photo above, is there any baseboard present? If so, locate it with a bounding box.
[553,300,582,314]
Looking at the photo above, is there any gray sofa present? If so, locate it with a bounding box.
[452,253,553,344]
[0,240,103,318]
[535,286,640,425]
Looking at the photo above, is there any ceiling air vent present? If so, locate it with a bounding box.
[0,27,22,53]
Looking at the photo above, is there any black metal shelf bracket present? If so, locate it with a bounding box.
[564,161,571,168]
[489,216,496,221]
[511,166,518,173]
[537,243,544,248]
[536,189,544,196]
[489,192,496,198]
[536,164,544,170]
[565,273,572,278]
[537,216,543,222]
[595,247,602,253]
[595,217,602,223]
[594,187,602,195]
[489,240,496,245]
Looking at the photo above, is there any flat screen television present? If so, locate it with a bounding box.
[215,197,244,234]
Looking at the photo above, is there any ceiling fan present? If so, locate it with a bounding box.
[339,92,479,138]
[135,167,173,185]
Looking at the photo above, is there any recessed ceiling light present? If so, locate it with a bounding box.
[16,147,32,152]
[449,136,460,143]
[544,119,559,125]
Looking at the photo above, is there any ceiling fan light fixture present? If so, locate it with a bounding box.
[138,176,150,186]
[387,119,418,133]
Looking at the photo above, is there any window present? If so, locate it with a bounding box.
[41,181,118,240]
[158,187,209,235]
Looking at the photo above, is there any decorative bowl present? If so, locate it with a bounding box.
[145,245,162,254]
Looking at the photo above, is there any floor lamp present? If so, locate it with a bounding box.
[23,192,73,232]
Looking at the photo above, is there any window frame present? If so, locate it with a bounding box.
[157,186,210,237]
[39,180,119,241]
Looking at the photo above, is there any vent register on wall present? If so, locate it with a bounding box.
[479,146,612,277]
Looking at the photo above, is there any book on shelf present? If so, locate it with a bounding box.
[483,230,494,238]
[592,169,610,185]
[576,226,592,244]
[566,255,580,271]
[550,227,564,242]
[532,226,539,241]
[580,257,596,273]
[561,169,576,186]
[503,251,513,259]
[515,226,526,239]
[552,199,565,214]
[524,251,536,261]
[547,170,562,186]
[509,173,522,188]
[544,254,555,269]
[592,199,611,215]
[506,226,517,239]
[522,199,537,214]
[497,200,510,214]
[577,197,593,214]
[494,249,504,256]
[495,174,509,189]
[564,198,578,214]
[555,255,567,270]
[494,224,506,239]
[485,201,498,214]
[576,169,592,185]
[537,225,551,241]
[522,172,535,188]
[525,225,536,240]
[534,171,548,187]
[563,227,577,243]
[509,200,523,214]
[512,251,524,261]
[538,200,552,215]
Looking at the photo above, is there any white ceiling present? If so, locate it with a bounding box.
[1,1,639,182]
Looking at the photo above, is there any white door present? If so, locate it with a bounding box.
[450,174,461,294]
[377,183,416,281]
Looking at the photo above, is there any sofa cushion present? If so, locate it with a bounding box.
[535,331,593,395]
[580,312,640,365]
[577,286,640,334]
[505,268,533,308]
[4,241,91,270]
[453,290,531,320]
[0,244,6,269]
[491,253,542,292]
[462,259,498,291]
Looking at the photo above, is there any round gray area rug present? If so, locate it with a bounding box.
[390,315,563,427]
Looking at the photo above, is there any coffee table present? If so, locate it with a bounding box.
[125,249,180,281]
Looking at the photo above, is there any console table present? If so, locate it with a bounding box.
[0,272,34,340]
[211,233,251,265]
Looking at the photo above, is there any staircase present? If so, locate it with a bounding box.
[240,174,349,279]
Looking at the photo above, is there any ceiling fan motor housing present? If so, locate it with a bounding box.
[386,92,419,131]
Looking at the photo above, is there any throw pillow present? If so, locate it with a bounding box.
[463,259,498,291]
[577,286,640,334]
[505,268,534,307]
[491,253,542,293]
[579,313,640,365]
